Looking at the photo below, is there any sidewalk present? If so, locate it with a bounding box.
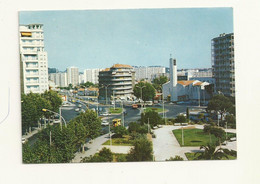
[152,125,189,161]
[71,133,110,163]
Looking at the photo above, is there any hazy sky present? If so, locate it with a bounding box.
[19,8,233,72]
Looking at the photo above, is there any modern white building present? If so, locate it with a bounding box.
[66,66,79,87]
[133,66,166,81]
[19,24,49,94]
[162,56,211,102]
[49,72,68,87]
[79,73,85,84]
[83,69,101,84]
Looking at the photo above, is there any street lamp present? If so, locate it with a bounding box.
[100,84,111,105]
[42,108,67,129]
[136,85,146,112]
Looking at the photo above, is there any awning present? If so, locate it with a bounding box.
[21,32,32,37]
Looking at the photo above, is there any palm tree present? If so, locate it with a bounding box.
[195,144,229,160]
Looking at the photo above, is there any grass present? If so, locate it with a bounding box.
[109,108,123,114]
[102,135,134,146]
[144,107,164,113]
[185,152,236,160]
[172,128,236,147]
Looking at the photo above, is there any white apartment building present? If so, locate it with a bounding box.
[49,72,68,87]
[133,66,166,81]
[67,67,79,87]
[19,24,49,94]
[79,73,85,84]
[83,69,101,84]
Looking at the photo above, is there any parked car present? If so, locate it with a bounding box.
[53,119,60,124]
[75,108,80,112]
[100,111,109,116]
[78,104,82,108]
[101,121,109,126]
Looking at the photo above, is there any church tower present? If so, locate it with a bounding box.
[169,56,178,102]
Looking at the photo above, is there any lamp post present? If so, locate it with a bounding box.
[42,108,67,129]
[197,86,200,107]
[136,85,146,113]
[100,84,111,105]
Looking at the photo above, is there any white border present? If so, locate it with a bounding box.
[0,0,260,184]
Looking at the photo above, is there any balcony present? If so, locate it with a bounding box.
[26,65,38,69]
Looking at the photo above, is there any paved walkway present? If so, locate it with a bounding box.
[152,125,188,161]
[152,125,237,161]
[71,133,110,163]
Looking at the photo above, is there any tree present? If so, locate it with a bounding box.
[152,76,169,92]
[21,92,51,133]
[73,110,101,140]
[127,136,153,161]
[81,147,113,162]
[140,111,162,127]
[41,90,63,113]
[128,122,148,134]
[175,115,187,123]
[195,144,229,160]
[166,156,184,161]
[208,94,235,120]
[133,82,156,102]
[81,81,94,88]
[186,107,190,120]
[112,126,128,138]
[226,114,236,128]
[204,125,225,146]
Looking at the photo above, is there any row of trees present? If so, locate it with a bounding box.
[21,90,63,133]
[23,110,102,163]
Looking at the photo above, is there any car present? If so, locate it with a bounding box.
[101,121,109,126]
[101,112,109,116]
[80,109,85,113]
[75,108,80,112]
[78,104,82,108]
[53,119,60,124]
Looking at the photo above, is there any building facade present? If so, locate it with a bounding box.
[99,64,135,101]
[19,24,49,94]
[133,66,166,81]
[84,68,101,84]
[66,66,79,87]
[212,33,235,97]
[49,72,68,87]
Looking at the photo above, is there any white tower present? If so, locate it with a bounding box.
[169,57,178,102]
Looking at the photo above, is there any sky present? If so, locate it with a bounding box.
[19,8,233,72]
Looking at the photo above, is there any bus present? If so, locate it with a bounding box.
[112,119,121,127]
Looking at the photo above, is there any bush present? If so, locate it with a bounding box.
[116,154,127,162]
[81,147,113,162]
[112,126,128,138]
[166,156,184,161]
[128,122,148,134]
[126,136,153,161]
[175,115,187,123]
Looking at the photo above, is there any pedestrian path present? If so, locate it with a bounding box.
[152,125,188,161]
[71,133,110,163]
[100,145,133,154]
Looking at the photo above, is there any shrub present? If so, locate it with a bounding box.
[126,136,153,161]
[166,156,184,161]
[112,126,128,138]
[175,115,187,123]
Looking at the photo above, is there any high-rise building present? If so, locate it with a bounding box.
[66,67,79,87]
[84,69,101,84]
[99,64,135,102]
[49,72,68,87]
[211,33,235,97]
[133,66,166,81]
[19,24,49,94]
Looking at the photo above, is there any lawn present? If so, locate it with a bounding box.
[144,107,164,113]
[172,128,236,147]
[185,152,236,160]
[109,108,123,114]
[102,135,134,146]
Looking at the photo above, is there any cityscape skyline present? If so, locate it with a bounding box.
[19,8,233,72]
